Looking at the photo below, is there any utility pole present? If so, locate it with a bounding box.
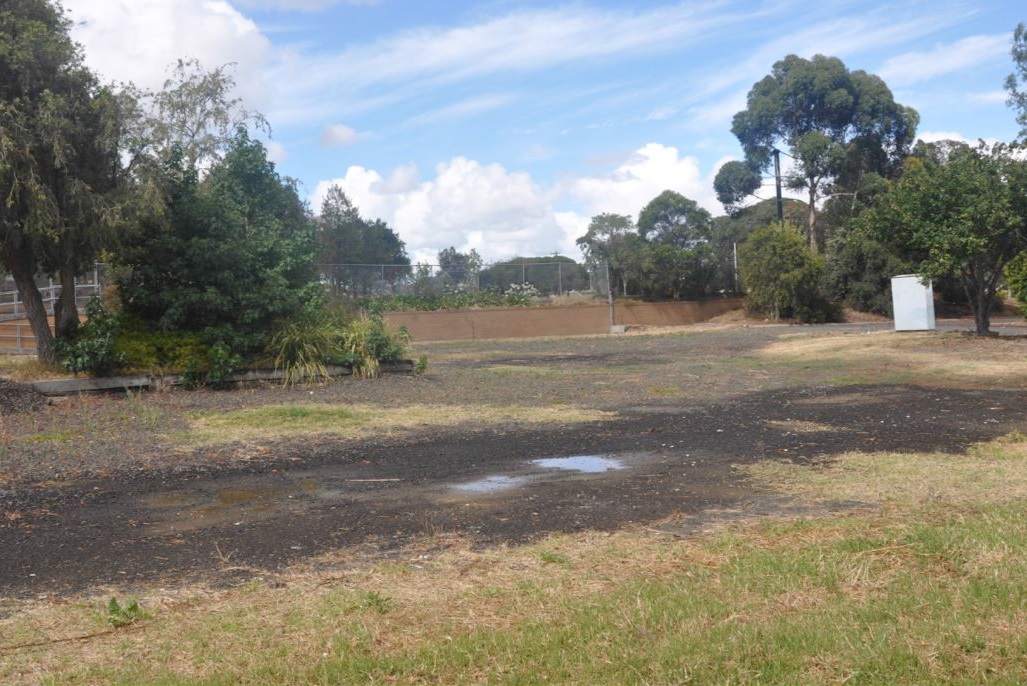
[773,148,784,223]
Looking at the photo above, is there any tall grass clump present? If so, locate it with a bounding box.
[341,314,410,379]
[268,309,410,383]
[268,316,343,385]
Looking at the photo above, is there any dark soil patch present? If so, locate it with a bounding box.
[0,378,48,415]
[1,383,1023,599]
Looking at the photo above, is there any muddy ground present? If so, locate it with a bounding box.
[1,322,1025,599]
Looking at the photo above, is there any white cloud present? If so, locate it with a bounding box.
[403,94,516,127]
[266,3,742,125]
[63,0,272,107]
[235,0,380,10]
[878,34,1010,87]
[265,139,289,164]
[570,143,716,220]
[319,123,360,147]
[312,157,567,262]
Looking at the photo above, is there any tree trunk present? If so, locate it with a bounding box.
[963,272,992,335]
[0,242,55,363]
[54,264,80,340]
[807,186,819,252]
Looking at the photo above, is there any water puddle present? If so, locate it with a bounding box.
[448,454,629,495]
[532,455,625,473]
[451,475,528,494]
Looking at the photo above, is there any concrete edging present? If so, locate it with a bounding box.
[27,360,414,396]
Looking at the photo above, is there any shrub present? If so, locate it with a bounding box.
[268,316,344,386]
[54,297,127,376]
[341,314,409,379]
[825,227,911,316]
[115,317,208,373]
[740,223,839,322]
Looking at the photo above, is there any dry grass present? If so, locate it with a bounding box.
[739,432,1027,507]
[760,330,1027,387]
[5,434,1027,684]
[185,402,614,446]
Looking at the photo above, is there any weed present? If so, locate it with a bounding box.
[106,597,144,627]
[538,551,570,565]
[360,591,394,615]
[414,354,429,375]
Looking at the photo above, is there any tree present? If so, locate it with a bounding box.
[868,141,1027,334]
[316,186,409,295]
[0,0,124,361]
[437,246,482,288]
[478,255,588,294]
[731,54,918,251]
[713,160,762,215]
[576,213,646,296]
[117,130,320,354]
[637,190,712,247]
[1007,22,1027,141]
[739,222,834,321]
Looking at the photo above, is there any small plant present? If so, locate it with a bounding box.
[205,342,241,390]
[54,297,127,376]
[414,354,429,375]
[106,596,144,627]
[538,551,570,565]
[268,316,343,386]
[360,590,394,615]
[177,343,241,390]
[341,314,409,379]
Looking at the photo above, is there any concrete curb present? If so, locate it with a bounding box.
[27,359,414,396]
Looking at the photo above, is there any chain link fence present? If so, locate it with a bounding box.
[319,261,608,299]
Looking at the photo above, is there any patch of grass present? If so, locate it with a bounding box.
[19,431,76,444]
[7,434,1027,684]
[760,330,1027,388]
[185,403,615,445]
[646,386,680,397]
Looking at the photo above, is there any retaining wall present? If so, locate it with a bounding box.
[385,297,743,342]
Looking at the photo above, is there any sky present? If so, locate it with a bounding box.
[61,0,1024,264]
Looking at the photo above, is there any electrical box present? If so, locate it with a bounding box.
[891,275,936,331]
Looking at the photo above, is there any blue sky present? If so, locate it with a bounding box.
[63,0,1024,263]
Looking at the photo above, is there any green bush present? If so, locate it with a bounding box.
[740,223,840,322]
[54,297,127,376]
[341,314,410,379]
[825,227,910,316]
[115,317,208,373]
[268,315,344,385]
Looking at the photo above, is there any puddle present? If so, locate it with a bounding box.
[451,475,528,494]
[448,454,629,495]
[532,455,625,473]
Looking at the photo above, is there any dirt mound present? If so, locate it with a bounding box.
[0,378,48,415]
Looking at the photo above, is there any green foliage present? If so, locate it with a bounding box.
[637,190,713,247]
[114,317,208,372]
[478,256,588,295]
[268,315,343,386]
[866,141,1027,333]
[106,597,144,628]
[414,354,429,375]
[359,290,531,312]
[740,223,838,322]
[317,186,410,296]
[1006,22,1027,141]
[1005,252,1027,305]
[342,315,410,379]
[713,160,762,214]
[0,0,123,362]
[825,227,911,315]
[53,298,127,376]
[731,53,918,248]
[117,129,321,355]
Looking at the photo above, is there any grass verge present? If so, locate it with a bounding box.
[4,433,1027,684]
[184,403,615,446]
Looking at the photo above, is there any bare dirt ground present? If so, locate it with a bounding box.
[1,320,1026,600]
